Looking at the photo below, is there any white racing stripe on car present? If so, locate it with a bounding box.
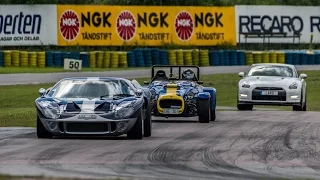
[87,77,100,81]
[80,100,96,113]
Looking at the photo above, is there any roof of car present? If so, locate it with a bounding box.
[61,77,127,81]
[251,63,296,68]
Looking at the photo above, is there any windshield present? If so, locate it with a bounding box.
[51,79,135,99]
[247,65,296,77]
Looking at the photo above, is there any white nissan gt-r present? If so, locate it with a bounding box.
[237,63,307,111]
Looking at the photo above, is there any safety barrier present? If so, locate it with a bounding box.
[0,49,319,68]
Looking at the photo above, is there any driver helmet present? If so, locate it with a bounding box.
[182,69,195,80]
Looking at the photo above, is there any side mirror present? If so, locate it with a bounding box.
[46,87,52,94]
[238,72,245,78]
[135,89,143,97]
[197,81,203,84]
[143,81,149,85]
[39,88,46,97]
[300,73,307,79]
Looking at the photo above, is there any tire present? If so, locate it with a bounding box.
[143,104,152,137]
[237,104,253,111]
[211,109,216,121]
[37,116,53,139]
[210,98,216,121]
[293,91,306,111]
[198,99,210,123]
[127,110,143,139]
[303,93,307,111]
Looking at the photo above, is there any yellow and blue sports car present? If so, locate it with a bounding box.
[144,65,216,123]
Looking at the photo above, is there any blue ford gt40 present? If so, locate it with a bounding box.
[144,65,217,123]
[35,77,153,139]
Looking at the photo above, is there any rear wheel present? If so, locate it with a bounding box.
[37,116,53,139]
[210,98,216,121]
[198,99,210,123]
[127,110,143,139]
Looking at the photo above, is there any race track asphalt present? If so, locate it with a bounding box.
[1,66,320,179]
[1,111,320,180]
[1,65,320,85]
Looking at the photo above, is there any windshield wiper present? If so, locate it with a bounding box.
[100,94,134,99]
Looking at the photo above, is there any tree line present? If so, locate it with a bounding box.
[1,0,320,6]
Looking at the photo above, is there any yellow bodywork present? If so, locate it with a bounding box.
[157,84,185,114]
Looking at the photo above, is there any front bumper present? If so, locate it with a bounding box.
[238,87,301,106]
[39,115,137,136]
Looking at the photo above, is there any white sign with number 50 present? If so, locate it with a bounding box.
[64,59,82,71]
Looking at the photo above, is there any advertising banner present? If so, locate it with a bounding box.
[57,5,236,46]
[0,5,57,46]
[236,5,320,43]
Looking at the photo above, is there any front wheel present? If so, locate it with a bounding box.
[127,110,143,140]
[237,103,253,111]
[37,116,53,139]
[293,91,306,111]
[198,99,210,123]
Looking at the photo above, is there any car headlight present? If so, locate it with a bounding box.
[241,81,250,88]
[187,91,194,99]
[289,82,298,89]
[114,101,135,118]
[37,101,61,119]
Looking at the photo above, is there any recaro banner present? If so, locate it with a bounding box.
[236,5,320,44]
[57,5,236,46]
[0,5,57,46]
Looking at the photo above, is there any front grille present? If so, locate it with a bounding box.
[66,123,108,132]
[159,99,182,108]
[252,89,286,101]
[58,122,117,133]
[255,87,283,90]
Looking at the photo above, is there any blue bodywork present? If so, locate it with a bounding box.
[146,80,216,117]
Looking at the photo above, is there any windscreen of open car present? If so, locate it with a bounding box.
[52,79,135,99]
[247,65,296,77]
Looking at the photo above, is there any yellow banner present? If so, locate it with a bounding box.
[57,5,236,46]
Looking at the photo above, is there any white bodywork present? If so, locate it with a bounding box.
[238,63,307,107]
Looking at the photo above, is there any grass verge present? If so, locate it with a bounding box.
[0,67,148,74]
[1,70,320,127]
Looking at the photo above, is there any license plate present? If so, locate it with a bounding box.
[163,108,179,114]
[261,91,278,95]
[78,114,97,120]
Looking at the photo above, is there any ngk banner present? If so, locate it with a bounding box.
[0,5,57,46]
[57,5,236,46]
[236,5,320,43]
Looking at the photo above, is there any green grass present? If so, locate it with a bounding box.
[0,67,148,74]
[1,70,320,127]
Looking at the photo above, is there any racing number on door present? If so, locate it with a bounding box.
[69,61,80,70]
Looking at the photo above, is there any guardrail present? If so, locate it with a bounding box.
[0,49,319,68]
